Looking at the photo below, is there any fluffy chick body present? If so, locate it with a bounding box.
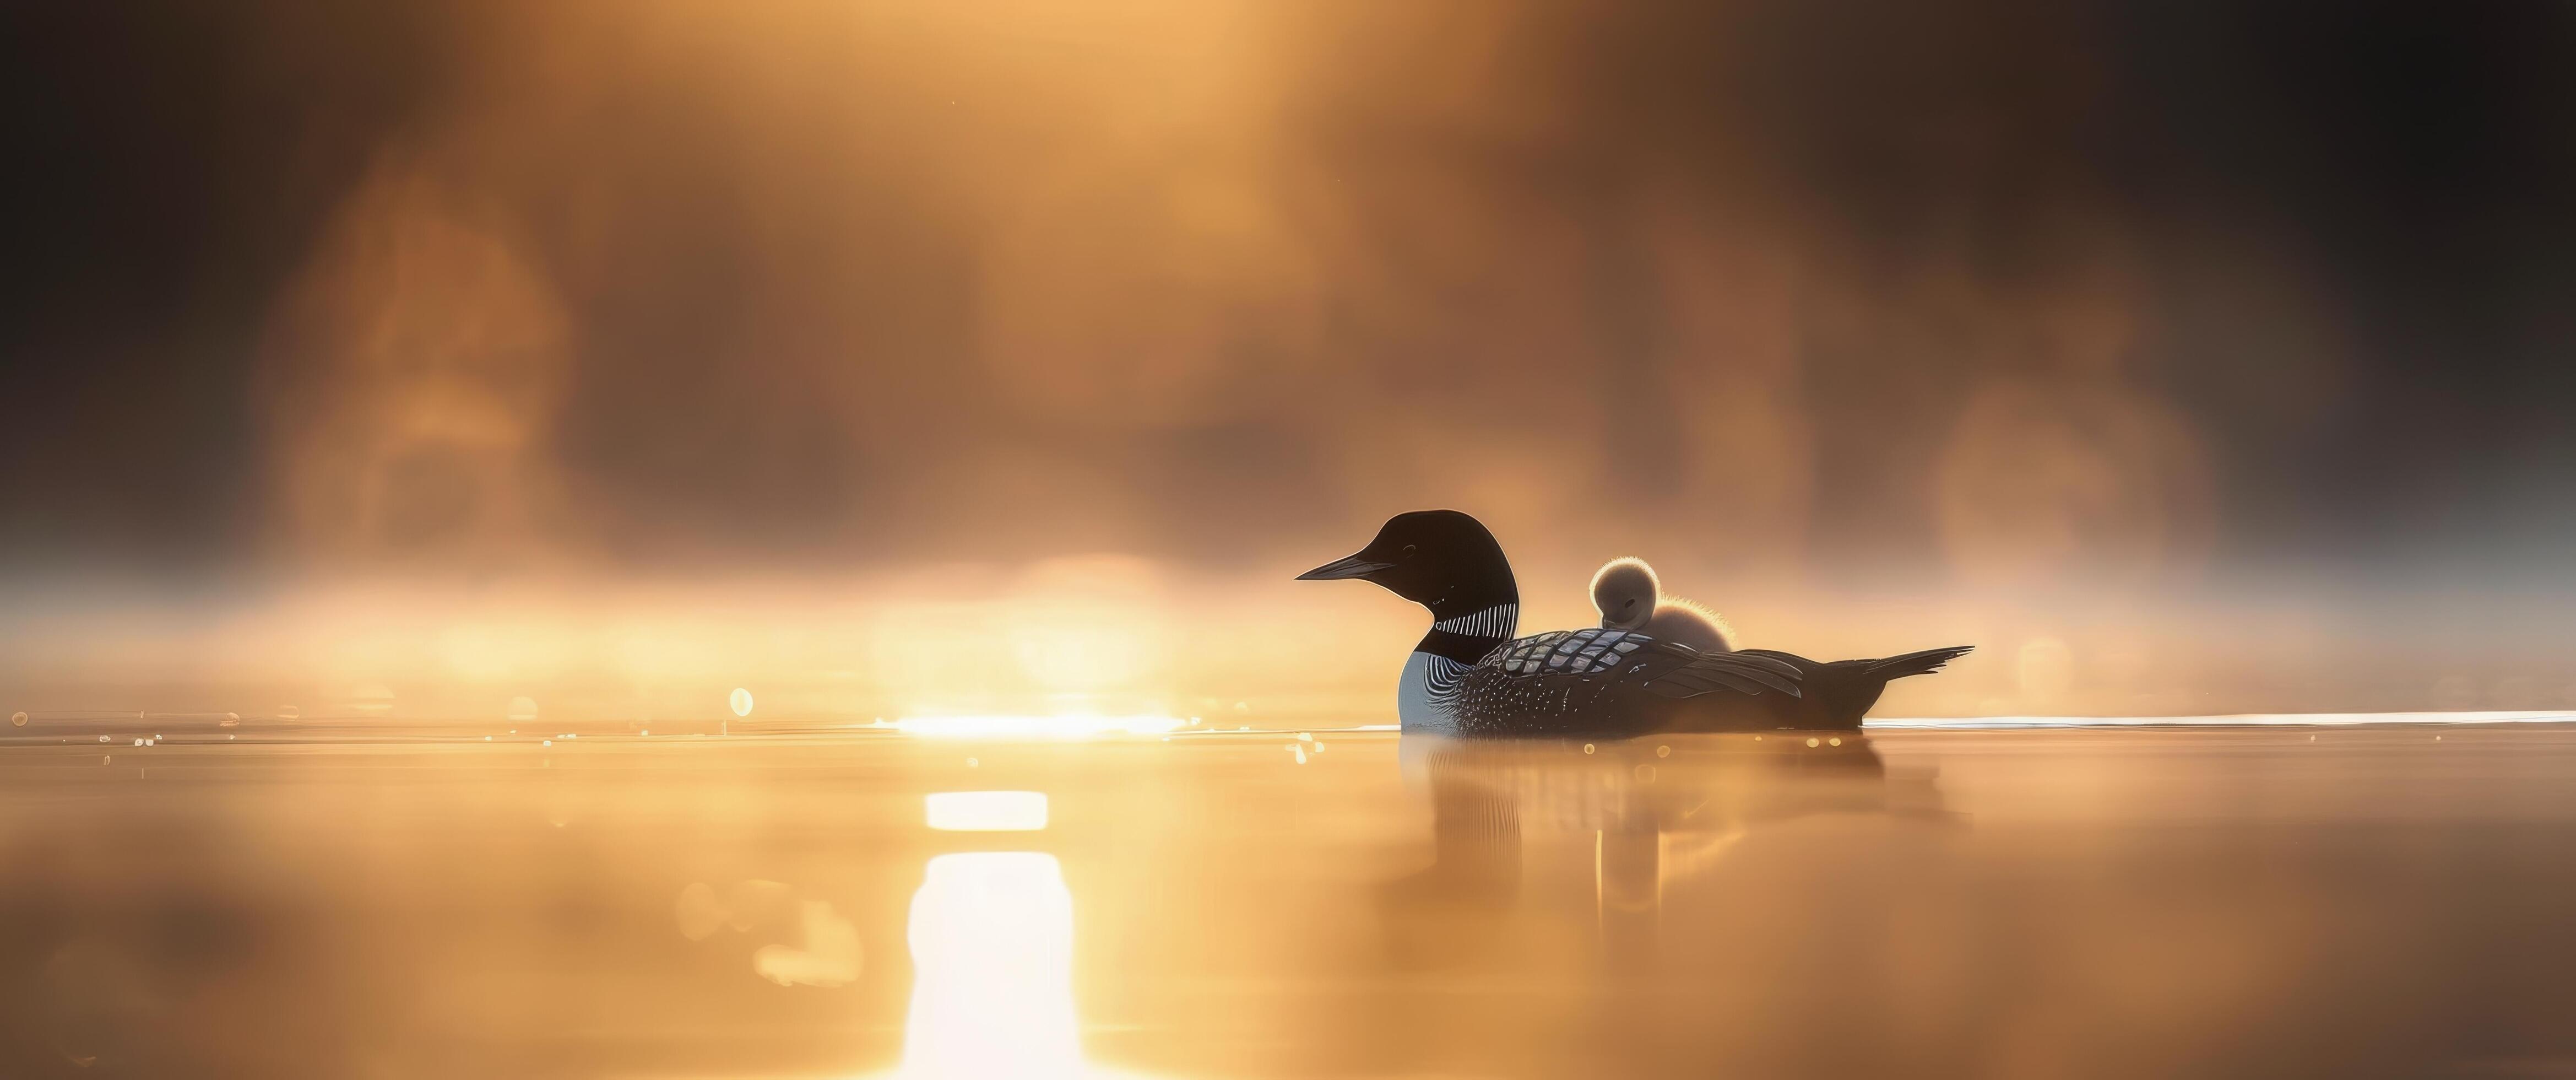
[1590,557,1736,654]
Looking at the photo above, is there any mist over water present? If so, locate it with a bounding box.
[7,1,2576,717]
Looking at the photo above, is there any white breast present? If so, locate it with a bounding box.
[1397,651,1467,733]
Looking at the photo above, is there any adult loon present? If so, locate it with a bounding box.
[1591,557,1734,654]
[1298,510,1973,736]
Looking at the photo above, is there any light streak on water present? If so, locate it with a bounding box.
[892,715,1186,739]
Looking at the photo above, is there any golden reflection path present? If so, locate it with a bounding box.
[888,791,1148,1080]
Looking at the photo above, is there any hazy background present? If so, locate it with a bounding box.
[4,0,2573,722]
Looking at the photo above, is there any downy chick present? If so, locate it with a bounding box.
[1590,557,1735,654]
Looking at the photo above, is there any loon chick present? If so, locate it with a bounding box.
[1299,510,1972,737]
[1590,557,1734,654]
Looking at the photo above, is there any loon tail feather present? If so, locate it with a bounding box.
[1864,645,1975,680]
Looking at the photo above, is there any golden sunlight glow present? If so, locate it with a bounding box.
[1006,556,1167,693]
[925,791,1049,832]
[892,715,1186,739]
[1011,635,1158,696]
[1011,621,1153,693]
[897,851,1083,1079]
[883,790,1151,1079]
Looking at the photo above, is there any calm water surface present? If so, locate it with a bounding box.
[4,721,2575,1078]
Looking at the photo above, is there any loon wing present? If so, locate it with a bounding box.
[1483,629,1801,698]
[1634,642,1803,698]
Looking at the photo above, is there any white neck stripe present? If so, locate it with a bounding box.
[1433,602,1518,639]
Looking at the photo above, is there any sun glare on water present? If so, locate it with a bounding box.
[890,714,1188,739]
[875,792,1150,1080]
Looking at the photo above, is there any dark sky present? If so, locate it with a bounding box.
[6,0,2574,592]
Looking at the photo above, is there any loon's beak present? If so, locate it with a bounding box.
[1296,552,1394,581]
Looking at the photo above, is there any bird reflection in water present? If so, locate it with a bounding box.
[1382,732,1949,966]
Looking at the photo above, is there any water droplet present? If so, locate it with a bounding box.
[1582,743,1596,754]
[730,688,755,717]
[1655,744,1670,757]
[8,711,24,727]
[1805,737,1821,748]
[1828,737,1842,746]
[675,882,726,941]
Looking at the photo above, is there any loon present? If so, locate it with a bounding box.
[1591,556,1734,654]
[1298,510,1973,736]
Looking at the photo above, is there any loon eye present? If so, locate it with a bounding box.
[1401,544,1417,558]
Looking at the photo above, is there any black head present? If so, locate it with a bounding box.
[1297,509,1517,617]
